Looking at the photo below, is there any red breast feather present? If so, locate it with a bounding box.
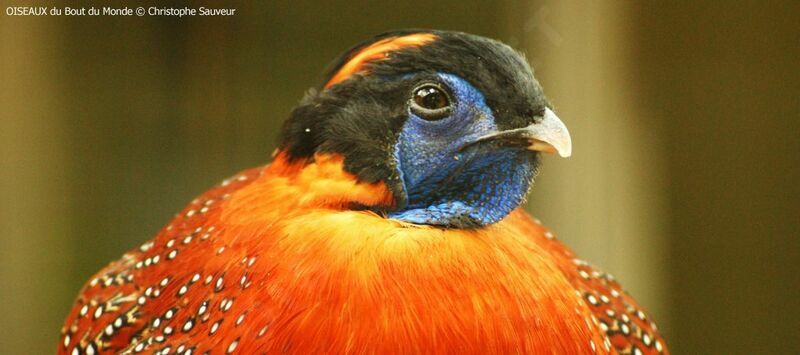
[58,153,667,354]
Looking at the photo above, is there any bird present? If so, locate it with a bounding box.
[58,29,668,355]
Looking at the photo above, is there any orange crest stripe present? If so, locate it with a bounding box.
[324,33,437,88]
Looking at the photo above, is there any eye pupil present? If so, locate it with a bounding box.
[414,86,448,110]
[410,83,453,121]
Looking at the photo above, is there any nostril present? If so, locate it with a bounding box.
[526,107,548,124]
[523,108,543,124]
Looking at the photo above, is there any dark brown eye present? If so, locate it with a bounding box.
[410,84,453,120]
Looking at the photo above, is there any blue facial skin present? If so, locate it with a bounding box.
[388,73,536,227]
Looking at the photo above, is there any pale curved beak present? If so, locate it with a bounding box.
[460,107,572,158]
[523,108,572,157]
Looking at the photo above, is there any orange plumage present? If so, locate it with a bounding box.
[58,154,666,354]
[58,30,667,354]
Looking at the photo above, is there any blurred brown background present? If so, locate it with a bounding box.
[1,1,798,353]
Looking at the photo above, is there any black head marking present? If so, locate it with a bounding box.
[278,30,551,213]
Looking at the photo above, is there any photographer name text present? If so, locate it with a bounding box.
[6,6,236,17]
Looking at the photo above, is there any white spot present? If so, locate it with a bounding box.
[227,339,239,353]
[191,273,201,283]
[655,340,663,352]
[210,321,221,335]
[215,276,224,291]
[236,313,245,326]
[544,231,554,239]
[167,249,178,260]
[93,305,104,319]
[160,277,170,287]
[164,326,173,335]
[63,334,71,347]
[164,309,175,319]
[186,210,196,217]
[183,236,193,244]
[182,319,194,332]
[620,322,630,335]
[86,343,97,355]
[178,285,188,296]
[166,239,175,248]
[137,296,147,305]
[586,294,599,306]
[140,242,153,252]
[79,305,89,317]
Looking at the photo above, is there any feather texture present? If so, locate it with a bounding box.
[59,153,666,354]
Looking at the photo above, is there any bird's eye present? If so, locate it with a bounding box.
[410,84,453,120]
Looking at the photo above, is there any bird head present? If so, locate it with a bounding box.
[278,30,571,228]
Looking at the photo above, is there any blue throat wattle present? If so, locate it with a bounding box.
[388,73,535,227]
